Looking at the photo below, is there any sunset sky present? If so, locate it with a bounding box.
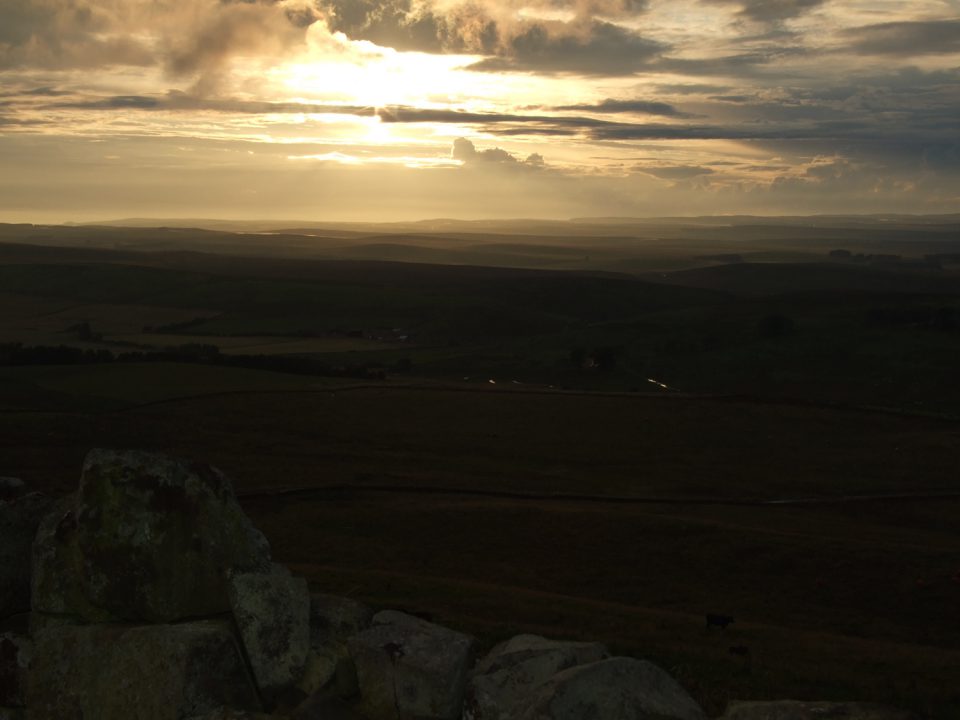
[1,0,958,221]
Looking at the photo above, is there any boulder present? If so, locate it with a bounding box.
[348,610,476,720]
[27,619,260,720]
[0,633,30,707]
[0,492,53,618]
[719,700,917,720]
[0,478,25,502]
[186,710,281,720]
[515,656,706,720]
[309,593,374,651]
[465,635,609,720]
[33,449,271,623]
[301,594,373,696]
[228,563,310,699]
[31,494,103,622]
[291,694,372,720]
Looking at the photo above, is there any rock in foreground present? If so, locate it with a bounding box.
[720,700,918,720]
[0,493,53,619]
[27,620,260,720]
[465,634,609,720]
[349,610,476,720]
[33,449,271,623]
[228,563,310,699]
[516,656,706,720]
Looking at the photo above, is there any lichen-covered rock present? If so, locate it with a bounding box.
[515,656,706,720]
[465,635,609,720]
[0,492,53,619]
[30,494,105,622]
[301,594,373,696]
[33,449,271,623]
[291,694,372,720]
[228,563,310,699]
[27,619,260,720]
[310,594,374,652]
[348,610,476,720]
[186,710,282,720]
[719,700,917,720]
[0,478,25,502]
[0,633,31,707]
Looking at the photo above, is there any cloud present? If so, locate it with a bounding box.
[452,137,545,167]
[841,20,960,57]
[639,165,715,180]
[316,0,654,53]
[467,20,665,75]
[0,0,323,83]
[552,98,691,117]
[0,0,153,69]
[48,91,376,116]
[657,45,810,77]
[700,0,827,24]
[163,0,320,92]
[22,86,72,97]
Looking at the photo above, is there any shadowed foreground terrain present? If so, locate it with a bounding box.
[2,217,959,717]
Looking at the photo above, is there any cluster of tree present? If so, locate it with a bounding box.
[829,249,941,269]
[0,342,400,379]
[64,322,103,341]
[0,344,113,365]
[828,249,902,262]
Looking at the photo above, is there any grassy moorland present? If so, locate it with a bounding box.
[1,217,959,717]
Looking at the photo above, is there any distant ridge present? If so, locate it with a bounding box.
[78,213,960,236]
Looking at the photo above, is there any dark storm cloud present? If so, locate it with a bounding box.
[315,0,653,57]
[841,20,960,57]
[23,87,72,97]
[701,0,827,23]
[376,105,615,127]
[318,0,463,53]
[638,165,714,179]
[654,83,731,95]
[490,126,579,136]
[54,94,162,109]
[552,98,691,117]
[467,21,666,75]
[657,45,809,78]
[49,91,376,116]
[709,94,752,102]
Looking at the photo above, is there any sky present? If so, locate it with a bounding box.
[0,0,958,222]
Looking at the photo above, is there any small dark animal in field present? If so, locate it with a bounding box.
[706,613,735,630]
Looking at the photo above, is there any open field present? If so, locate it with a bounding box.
[2,376,959,717]
[2,218,960,717]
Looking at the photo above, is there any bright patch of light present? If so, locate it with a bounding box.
[276,52,484,109]
[287,152,460,168]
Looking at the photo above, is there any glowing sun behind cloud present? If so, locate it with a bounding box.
[276,49,489,110]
